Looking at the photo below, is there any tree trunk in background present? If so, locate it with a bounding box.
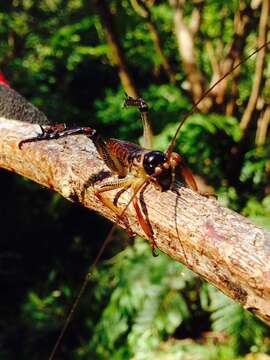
[130,0,177,84]
[240,0,269,133]
[170,0,205,105]
[256,105,270,146]
[214,0,253,106]
[93,0,139,98]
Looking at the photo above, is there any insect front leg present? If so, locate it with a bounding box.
[124,95,153,149]
[132,181,159,257]
[96,177,159,255]
[95,177,133,217]
[95,176,135,236]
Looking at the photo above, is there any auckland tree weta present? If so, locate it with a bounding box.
[19,95,198,257]
[18,42,269,257]
[8,40,269,359]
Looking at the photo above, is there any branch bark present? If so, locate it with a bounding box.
[0,118,270,326]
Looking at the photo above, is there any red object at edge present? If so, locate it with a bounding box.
[0,71,11,87]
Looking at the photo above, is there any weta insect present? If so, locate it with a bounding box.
[10,40,270,359]
[18,42,270,259]
[19,95,198,256]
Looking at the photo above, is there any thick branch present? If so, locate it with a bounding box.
[0,118,270,326]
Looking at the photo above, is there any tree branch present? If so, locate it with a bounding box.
[240,0,269,132]
[93,0,139,98]
[188,0,204,35]
[213,0,253,104]
[130,0,177,84]
[0,118,270,326]
[256,104,270,146]
[169,0,205,104]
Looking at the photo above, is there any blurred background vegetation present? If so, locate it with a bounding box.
[0,0,270,359]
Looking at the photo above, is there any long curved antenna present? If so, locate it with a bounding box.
[166,40,270,157]
[48,180,148,360]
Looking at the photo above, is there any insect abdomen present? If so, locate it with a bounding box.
[107,139,143,167]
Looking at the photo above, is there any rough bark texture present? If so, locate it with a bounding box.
[0,118,270,326]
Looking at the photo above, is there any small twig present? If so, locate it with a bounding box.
[206,41,221,80]
[93,0,139,98]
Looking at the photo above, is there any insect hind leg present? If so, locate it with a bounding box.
[18,125,95,149]
[133,189,158,256]
[124,94,153,149]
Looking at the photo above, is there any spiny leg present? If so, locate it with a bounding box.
[124,94,153,149]
[20,123,128,178]
[132,186,158,257]
[19,125,95,149]
[19,123,65,148]
[95,176,134,235]
[96,177,159,255]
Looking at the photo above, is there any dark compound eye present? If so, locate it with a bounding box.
[143,151,167,175]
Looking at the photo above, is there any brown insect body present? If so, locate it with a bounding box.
[107,139,174,191]
[106,139,145,176]
[19,95,197,251]
[87,103,199,247]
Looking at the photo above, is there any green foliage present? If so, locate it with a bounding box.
[240,146,269,186]
[76,240,270,359]
[89,240,193,358]
[154,112,242,190]
[202,284,270,355]
[95,84,189,141]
